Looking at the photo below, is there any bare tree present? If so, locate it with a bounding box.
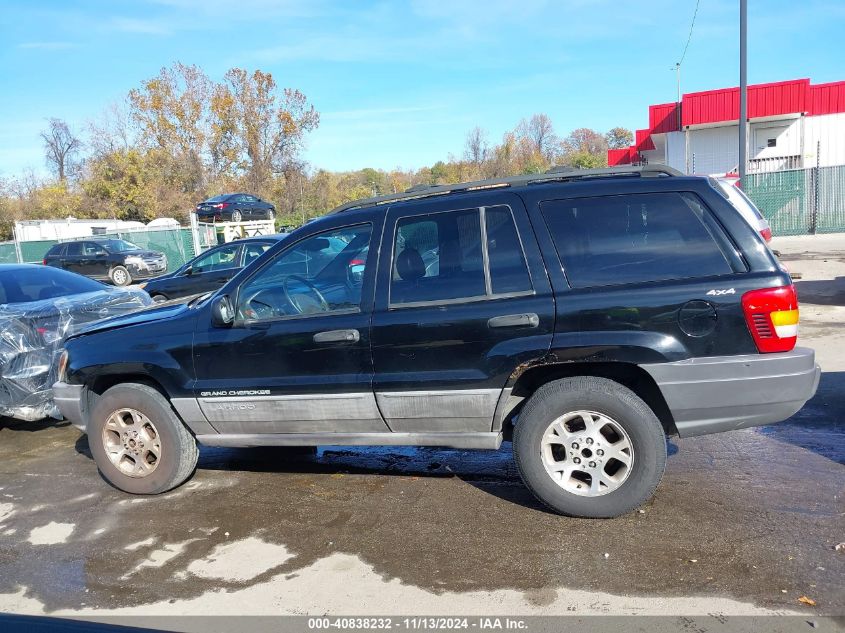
[41,118,81,181]
[463,126,489,167]
[517,113,558,161]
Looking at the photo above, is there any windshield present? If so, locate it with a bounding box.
[102,239,142,253]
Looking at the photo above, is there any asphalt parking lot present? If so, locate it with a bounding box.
[0,235,842,618]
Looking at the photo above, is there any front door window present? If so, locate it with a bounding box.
[237,224,372,321]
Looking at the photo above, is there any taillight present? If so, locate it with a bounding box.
[741,285,799,353]
[42,259,47,265]
[760,227,772,243]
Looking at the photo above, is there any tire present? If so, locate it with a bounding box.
[109,265,131,286]
[231,210,242,223]
[266,209,275,220]
[88,383,199,494]
[151,294,168,303]
[513,376,667,518]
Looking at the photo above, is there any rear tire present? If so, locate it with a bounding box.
[110,265,131,286]
[266,209,275,220]
[231,210,242,223]
[513,376,667,518]
[89,383,199,494]
[151,294,168,303]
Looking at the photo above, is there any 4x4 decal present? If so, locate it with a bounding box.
[706,288,736,296]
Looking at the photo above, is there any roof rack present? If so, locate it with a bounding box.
[328,164,683,215]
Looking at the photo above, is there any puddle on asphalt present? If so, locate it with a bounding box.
[0,426,842,614]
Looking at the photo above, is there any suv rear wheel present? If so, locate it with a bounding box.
[89,383,198,494]
[513,376,667,518]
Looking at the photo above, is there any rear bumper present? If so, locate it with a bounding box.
[52,382,86,432]
[641,347,820,437]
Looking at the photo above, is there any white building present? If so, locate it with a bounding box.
[609,78,845,176]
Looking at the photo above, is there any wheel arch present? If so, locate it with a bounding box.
[499,360,678,438]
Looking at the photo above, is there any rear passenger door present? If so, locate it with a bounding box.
[370,194,555,434]
[63,242,85,274]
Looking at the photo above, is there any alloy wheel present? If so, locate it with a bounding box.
[101,408,162,478]
[540,410,634,497]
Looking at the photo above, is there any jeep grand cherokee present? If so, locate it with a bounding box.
[52,166,819,518]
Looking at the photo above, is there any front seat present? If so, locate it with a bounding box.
[393,247,426,303]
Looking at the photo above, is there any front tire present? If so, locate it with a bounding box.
[89,383,199,494]
[109,265,131,286]
[266,209,275,220]
[513,376,667,518]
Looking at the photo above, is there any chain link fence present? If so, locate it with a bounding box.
[745,165,845,236]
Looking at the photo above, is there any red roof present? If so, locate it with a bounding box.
[607,148,631,166]
[809,81,845,115]
[635,128,656,151]
[682,79,810,126]
[649,102,680,134]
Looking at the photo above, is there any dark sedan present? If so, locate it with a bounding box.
[195,193,275,222]
[139,234,287,302]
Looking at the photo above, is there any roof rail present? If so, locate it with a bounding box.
[328,164,683,215]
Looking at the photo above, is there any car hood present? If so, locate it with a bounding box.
[72,301,188,338]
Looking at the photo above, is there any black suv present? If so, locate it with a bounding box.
[53,166,819,518]
[195,193,275,222]
[140,235,287,302]
[43,238,167,286]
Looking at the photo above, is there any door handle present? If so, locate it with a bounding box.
[313,329,360,344]
[487,313,539,329]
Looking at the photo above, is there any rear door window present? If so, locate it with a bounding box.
[541,192,734,288]
[390,205,532,306]
[65,242,83,257]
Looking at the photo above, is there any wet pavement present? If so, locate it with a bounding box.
[0,237,843,617]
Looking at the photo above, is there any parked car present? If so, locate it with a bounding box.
[195,193,275,222]
[140,234,288,302]
[0,264,151,421]
[43,238,167,287]
[712,177,773,243]
[53,166,819,518]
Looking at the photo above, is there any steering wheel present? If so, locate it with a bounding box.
[282,275,330,314]
[241,289,279,320]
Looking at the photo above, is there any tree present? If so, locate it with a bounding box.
[41,118,81,182]
[605,127,634,149]
[212,68,320,193]
[463,126,489,169]
[127,62,212,192]
[560,127,608,168]
[517,113,558,161]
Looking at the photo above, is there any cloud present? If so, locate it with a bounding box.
[18,41,76,50]
[108,17,173,36]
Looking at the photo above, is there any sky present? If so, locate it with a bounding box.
[2,0,844,178]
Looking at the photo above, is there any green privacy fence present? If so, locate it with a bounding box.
[1,227,216,272]
[745,165,845,236]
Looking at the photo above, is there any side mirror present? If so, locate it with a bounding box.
[183,265,194,276]
[210,295,235,327]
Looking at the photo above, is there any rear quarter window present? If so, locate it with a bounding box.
[541,192,735,288]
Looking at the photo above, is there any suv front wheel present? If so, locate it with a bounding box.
[89,383,199,494]
[513,376,667,518]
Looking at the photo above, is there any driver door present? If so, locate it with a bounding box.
[191,218,388,435]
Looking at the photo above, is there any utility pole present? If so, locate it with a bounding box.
[674,62,682,129]
[738,0,748,186]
